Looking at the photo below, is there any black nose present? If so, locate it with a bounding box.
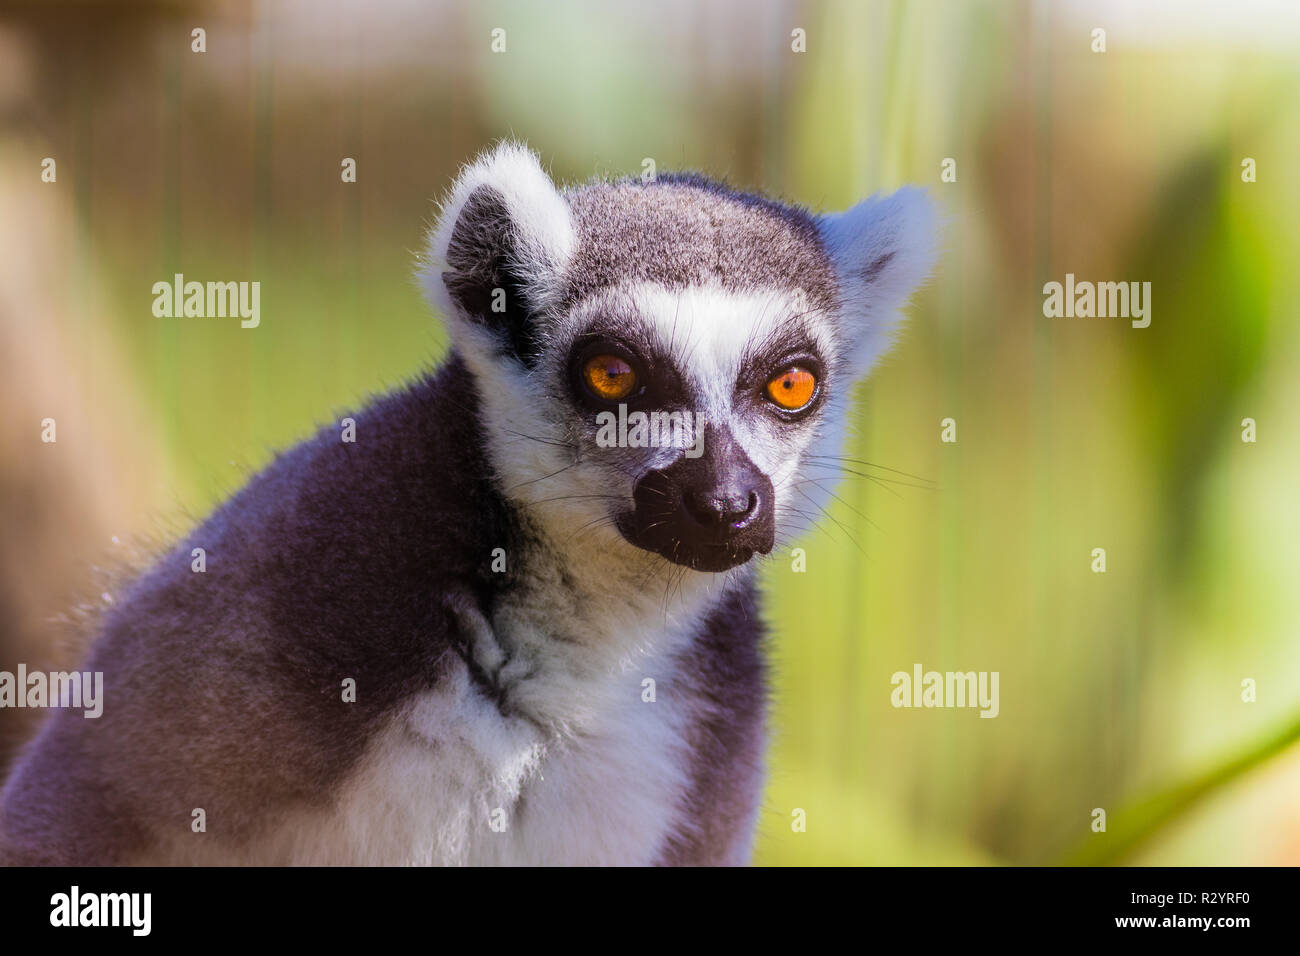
[615,424,776,572]
[683,487,760,529]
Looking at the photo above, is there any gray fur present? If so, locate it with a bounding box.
[562,175,839,311]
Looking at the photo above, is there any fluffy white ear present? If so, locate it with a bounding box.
[818,187,939,376]
[420,141,576,366]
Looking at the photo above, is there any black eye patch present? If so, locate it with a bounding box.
[736,335,827,395]
[565,327,691,412]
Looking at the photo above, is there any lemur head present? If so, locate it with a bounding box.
[422,143,937,577]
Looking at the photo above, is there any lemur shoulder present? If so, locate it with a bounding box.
[0,143,937,865]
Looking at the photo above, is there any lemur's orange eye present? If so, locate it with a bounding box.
[765,366,817,411]
[582,355,637,401]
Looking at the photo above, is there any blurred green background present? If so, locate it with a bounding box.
[2,0,1298,865]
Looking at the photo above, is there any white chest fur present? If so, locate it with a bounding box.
[317,660,690,865]
[256,578,712,866]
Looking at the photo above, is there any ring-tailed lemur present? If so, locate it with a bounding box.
[0,143,936,865]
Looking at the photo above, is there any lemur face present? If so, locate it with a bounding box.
[423,144,937,576]
[557,282,824,572]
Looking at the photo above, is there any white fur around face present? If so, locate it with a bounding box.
[452,268,937,583]
[419,143,940,566]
